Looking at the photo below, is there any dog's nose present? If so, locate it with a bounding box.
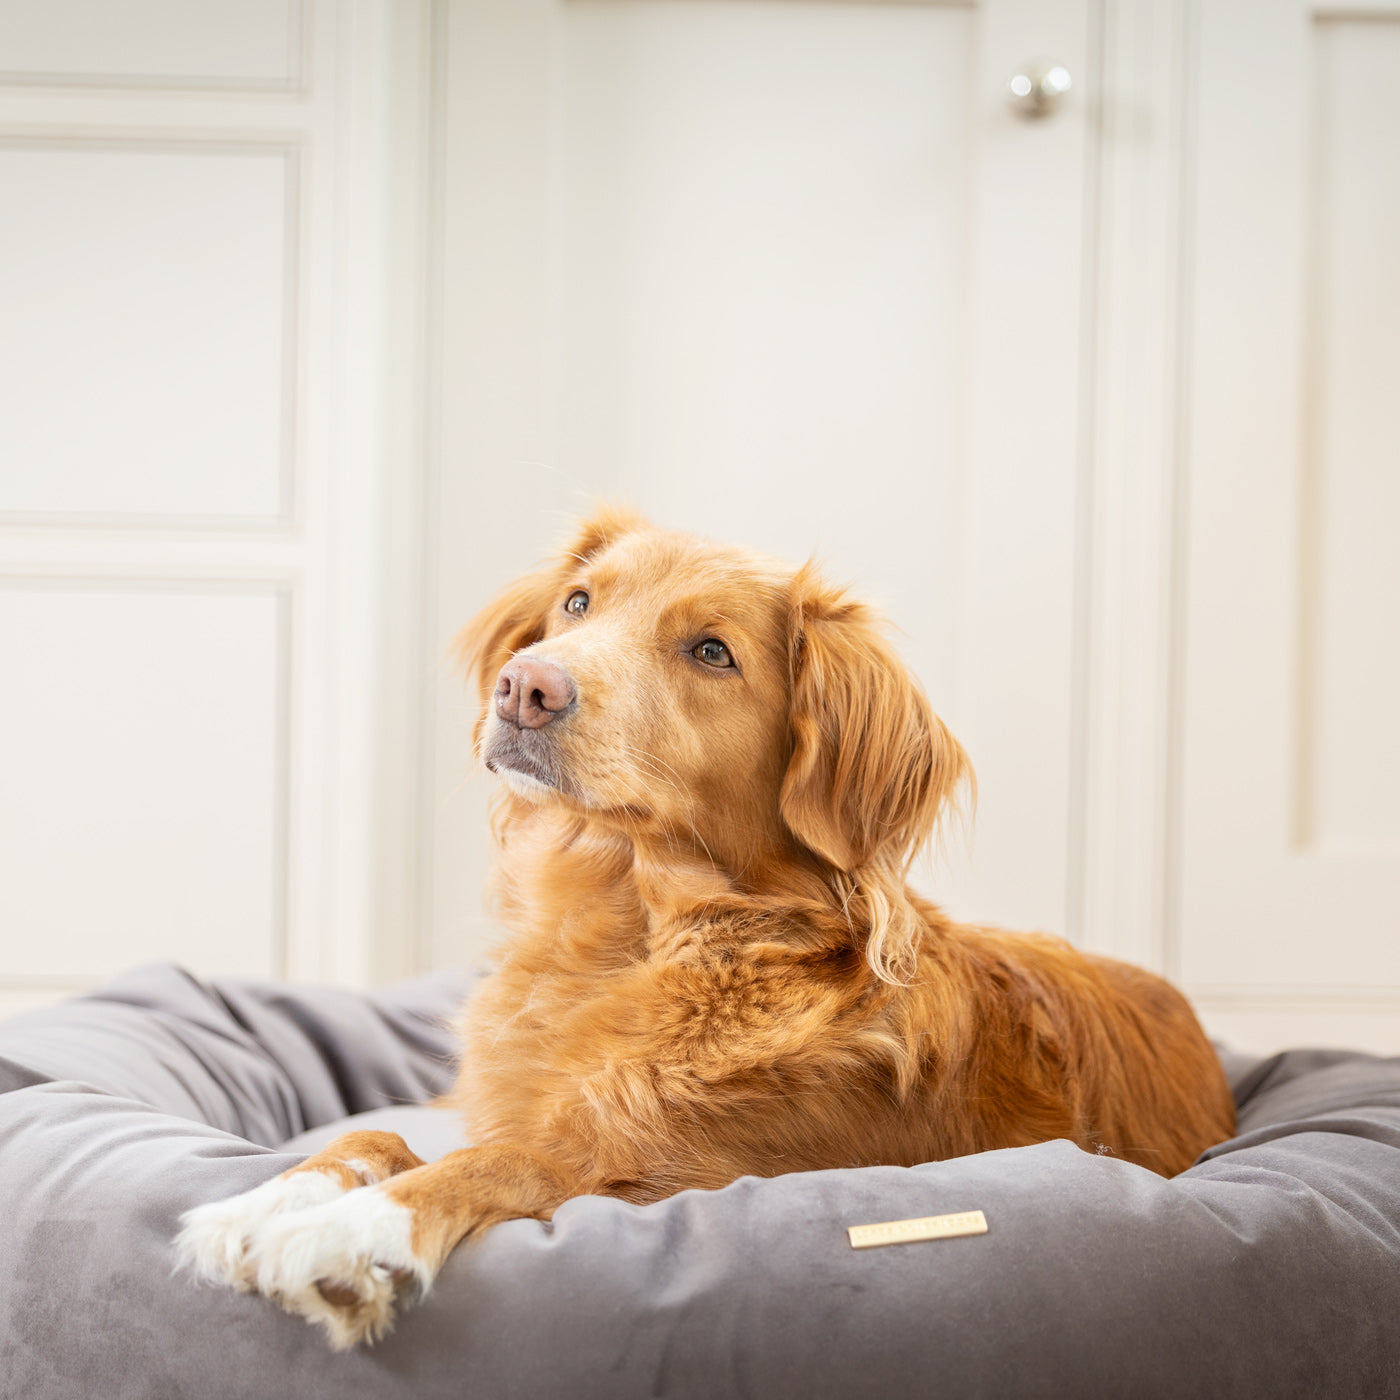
[494,657,577,729]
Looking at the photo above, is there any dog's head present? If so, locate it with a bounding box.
[457,509,969,972]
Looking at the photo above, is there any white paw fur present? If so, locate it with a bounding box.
[252,1187,428,1348]
[175,1169,349,1292]
[176,1173,428,1349]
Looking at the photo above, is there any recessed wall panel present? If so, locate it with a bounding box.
[0,143,293,522]
[0,0,299,89]
[0,584,285,980]
[1302,19,1400,850]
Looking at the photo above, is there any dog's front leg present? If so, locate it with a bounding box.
[223,1143,577,1349]
[176,1129,426,1294]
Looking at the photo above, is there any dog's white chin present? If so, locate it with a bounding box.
[496,766,554,803]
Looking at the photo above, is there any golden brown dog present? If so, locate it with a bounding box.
[177,508,1235,1348]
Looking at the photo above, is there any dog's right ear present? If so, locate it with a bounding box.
[453,566,559,745]
[453,505,648,745]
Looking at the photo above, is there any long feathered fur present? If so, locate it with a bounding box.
[179,509,1238,1353]
[443,510,1235,1193]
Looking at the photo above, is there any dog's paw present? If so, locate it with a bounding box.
[175,1169,351,1291]
[250,1186,429,1349]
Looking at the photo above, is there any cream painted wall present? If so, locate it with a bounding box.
[418,0,1094,980]
[2,0,1396,1056]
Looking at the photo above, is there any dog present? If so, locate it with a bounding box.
[177,507,1236,1348]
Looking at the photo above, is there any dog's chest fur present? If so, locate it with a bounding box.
[452,816,923,1195]
[449,805,1234,1193]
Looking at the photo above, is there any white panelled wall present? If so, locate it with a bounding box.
[1,0,1396,1054]
[1174,0,1400,1052]
[0,0,424,1013]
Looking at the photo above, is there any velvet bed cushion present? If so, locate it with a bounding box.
[1,966,1397,1400]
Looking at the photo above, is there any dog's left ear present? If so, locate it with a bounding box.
[780,568,969,874]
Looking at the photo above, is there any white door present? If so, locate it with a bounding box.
[1178,0,1400,1052]
[423,0,1095,969]
[0,1,399,1014]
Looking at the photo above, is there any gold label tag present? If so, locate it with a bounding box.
[847,1210,988,1249]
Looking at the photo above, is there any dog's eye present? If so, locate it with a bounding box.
[564,590,589,618]
[693,639,733,668]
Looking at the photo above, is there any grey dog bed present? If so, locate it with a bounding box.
[0,965,1397,1399]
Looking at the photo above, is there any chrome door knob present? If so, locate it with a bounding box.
[1006,61,1073,118]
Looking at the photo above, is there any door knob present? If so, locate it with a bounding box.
[1006,61,1073,118]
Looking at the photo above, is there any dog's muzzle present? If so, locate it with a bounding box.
[494,657,576,730]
